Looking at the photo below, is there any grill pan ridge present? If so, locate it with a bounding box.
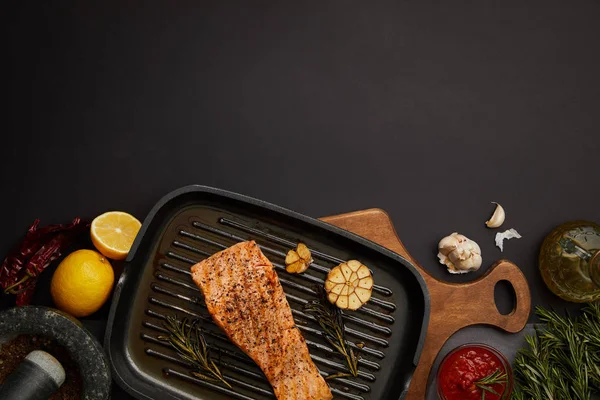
[105,185,430,400]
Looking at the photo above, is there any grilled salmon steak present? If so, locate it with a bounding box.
[190,240,332,400]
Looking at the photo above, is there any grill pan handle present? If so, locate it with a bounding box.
[321,208,531,400]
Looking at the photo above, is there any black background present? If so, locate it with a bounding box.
[2,1,600,398]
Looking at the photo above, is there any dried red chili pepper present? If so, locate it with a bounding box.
[4,234,67,294]
[0,220,40,289]
[27,236,65,276]
[16,280,36,306]
[28,218,86,243]
[1,218,89,305]
[0,218,86,289]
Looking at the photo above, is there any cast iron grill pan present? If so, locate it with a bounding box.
[105,186,429,400]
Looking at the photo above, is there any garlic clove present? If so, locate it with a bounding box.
[355,287,371,302]
[336,295,349,309]
[348,293,362,310]
[330,283,344,295]
[438,233,460,256]
[340,263,353,280]
[285,250,300,265]
[347,260,362,271]
[358,276,374,289]
[328,292,339,303]
[296,243,312,261]
[327,268,346,283]
[486,202,505,228]
[469,238,482,255]
[356,265,370,279]
[324,279,336,291]
[286,261,304,273]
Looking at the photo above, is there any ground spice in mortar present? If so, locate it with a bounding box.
[0,334,82,399]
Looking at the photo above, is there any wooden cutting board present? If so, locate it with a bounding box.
[320,208,531,400]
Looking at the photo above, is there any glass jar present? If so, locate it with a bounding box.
[539,220,600,303]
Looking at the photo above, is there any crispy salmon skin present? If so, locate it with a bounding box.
[190,240,332,400]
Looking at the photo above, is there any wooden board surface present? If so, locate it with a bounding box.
[320,208,531,400]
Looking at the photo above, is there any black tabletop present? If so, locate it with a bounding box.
[3,2,600,399]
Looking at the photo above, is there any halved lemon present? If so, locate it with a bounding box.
[91,211,141,260]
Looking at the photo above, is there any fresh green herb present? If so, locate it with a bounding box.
[304,287,359,380]
[512,302,600,400]
[474,369,507,400]
[158,316,231,388]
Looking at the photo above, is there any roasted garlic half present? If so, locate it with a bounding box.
[325,260,373,310]
[285,242,313,273]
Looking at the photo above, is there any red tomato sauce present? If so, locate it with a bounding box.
[438,345,509,400]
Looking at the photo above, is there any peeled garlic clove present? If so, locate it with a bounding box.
[486,202,505,228]
[437,232,482,274]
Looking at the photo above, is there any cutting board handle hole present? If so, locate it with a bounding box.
[494,280,516,315]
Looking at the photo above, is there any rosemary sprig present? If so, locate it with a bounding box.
[304,287,359,380]
[474,369,507,400]
[158,316,231,388]
[512,302,600,399]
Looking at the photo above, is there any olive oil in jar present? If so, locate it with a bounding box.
[539,221,600,303]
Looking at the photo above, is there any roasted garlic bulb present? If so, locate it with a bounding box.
[285,243,313,273]
[325,260,373,310]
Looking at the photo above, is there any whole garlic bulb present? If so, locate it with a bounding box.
[437,232,482,274]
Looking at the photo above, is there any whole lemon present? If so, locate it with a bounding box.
[50,249,114,317]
